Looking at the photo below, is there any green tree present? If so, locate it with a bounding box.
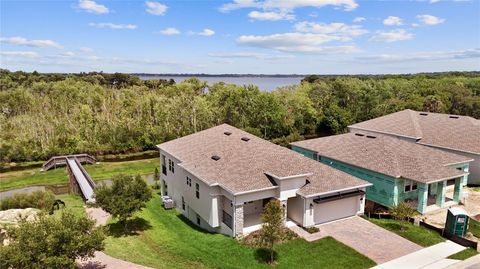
[259,199,285,264]
[0,211,105,269]
[93,174,152,232]
[154,167,160,189]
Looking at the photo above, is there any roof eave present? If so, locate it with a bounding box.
[301,183,373,199]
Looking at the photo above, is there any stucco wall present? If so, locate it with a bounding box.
[287,195,304,225]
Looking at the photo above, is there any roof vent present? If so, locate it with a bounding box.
[354,133,365,137]
[211,155,221,161]
[449,115,459,119]
[224,131,232,136]
[241,137,250,142]
[366,135,376,139]
[419,113,428,116]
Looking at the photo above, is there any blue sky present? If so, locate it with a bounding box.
[1,0,479,74]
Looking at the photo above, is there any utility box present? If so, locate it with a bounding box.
[445,207,469,237]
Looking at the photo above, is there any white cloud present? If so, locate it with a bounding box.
[0,36,63,49]
[78,0,109,14]
[208,52,294,60]
[0,51,39,58]
[220,0,358,12]
[248,11,295,21]
[353,17,365,22]
[194,29,215,36]
[417,14,445,25]
[159,27,181,35]
[429,0,441,3]
[79,47,94,52]
[370,29,413,42]
[294,22,368,38]
[60,51,76,57]
[89,23,137,30]
[357,48,480,62]
[383,16,403,26]
[145,1,167,16]
[237,32,360,54]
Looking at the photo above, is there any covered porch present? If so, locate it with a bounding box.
[413,176,466,214]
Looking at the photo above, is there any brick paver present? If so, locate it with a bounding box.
[319,216,422,264]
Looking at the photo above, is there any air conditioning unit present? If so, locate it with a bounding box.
[162,196,175,209]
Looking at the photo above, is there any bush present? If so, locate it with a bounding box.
[389,202,417,221]
[303,226,320,234]
[0,190,55,210]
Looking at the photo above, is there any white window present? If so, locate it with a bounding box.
[195,183,200,199]
[168,159,175,173]
[186,177,192,187]
[404,180,418,192]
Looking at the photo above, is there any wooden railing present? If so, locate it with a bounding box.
[43,154,96,171]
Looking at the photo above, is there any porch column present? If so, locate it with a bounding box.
[435,181,446,208]
[417,183,428,214]
[234,204,244,237]
[453,176,467,203]
[278,199,287,223]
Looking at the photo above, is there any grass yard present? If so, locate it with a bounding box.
[368,218,445,247]
[0,158,159,191]
[469,218,480,238]
[52,194,86,217]
[447,248,478,260]
[103,195,376,269]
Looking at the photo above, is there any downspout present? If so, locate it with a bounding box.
[233,196,236,237]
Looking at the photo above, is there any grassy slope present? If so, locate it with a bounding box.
[0,158,159,191]
[104,195,376,269]
[52,194,86,217]
[367,218,445,247]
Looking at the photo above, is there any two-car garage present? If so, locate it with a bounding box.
[287,189,365,227]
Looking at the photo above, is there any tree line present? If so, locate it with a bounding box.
[1,69,479,162]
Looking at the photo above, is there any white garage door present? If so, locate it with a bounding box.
[314,195,359,224]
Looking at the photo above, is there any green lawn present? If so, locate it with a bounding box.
[469,219,480,238]
[448,248,479,260]
[367,218,445,247]
[52,194,86,217]
[103,195,376,269]
[0,158,159,191]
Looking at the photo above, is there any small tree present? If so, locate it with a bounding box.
[259,199,285,264]
[389,202,417,221]
[93,174,152,232]
[0,211,105,269]
[154,167,160,189]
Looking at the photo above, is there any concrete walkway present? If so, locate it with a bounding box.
[445,254,480,269]
[372,240,466,269]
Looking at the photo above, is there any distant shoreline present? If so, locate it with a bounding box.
[134,73,307,78]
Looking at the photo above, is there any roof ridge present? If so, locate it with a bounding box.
[408,109,423,138]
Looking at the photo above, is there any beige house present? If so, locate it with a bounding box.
[348,109,480,185]
[157,124,371,237]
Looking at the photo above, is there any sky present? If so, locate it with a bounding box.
[0,0,479,74]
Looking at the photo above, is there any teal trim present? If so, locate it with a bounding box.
[291,145,317,160]
[417,183,428,214]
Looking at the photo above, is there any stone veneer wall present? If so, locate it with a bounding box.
[234,205,244,236]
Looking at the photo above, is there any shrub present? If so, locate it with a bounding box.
[389,202,417,221]
[303,226,320,234]
[0,190,55,210]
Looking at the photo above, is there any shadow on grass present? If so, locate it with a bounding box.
[384,222,407,231]
[176,214,215,235]
[254,248,278,264]
[106,217,152,237]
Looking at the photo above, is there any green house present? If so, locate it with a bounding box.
[290,133,473,214]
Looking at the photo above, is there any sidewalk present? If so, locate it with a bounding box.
[372,240,466,269]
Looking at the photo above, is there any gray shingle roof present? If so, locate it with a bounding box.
[157,124,369,196]
[291,133,473,184]
[348,109,480,155]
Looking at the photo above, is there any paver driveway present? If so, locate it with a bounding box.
[318,216,422,264]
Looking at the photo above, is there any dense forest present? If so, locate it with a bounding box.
[1,69,479,162]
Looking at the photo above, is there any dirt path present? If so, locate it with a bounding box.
[80,207,155,269]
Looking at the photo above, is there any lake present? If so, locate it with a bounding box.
[137,75,304,91]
